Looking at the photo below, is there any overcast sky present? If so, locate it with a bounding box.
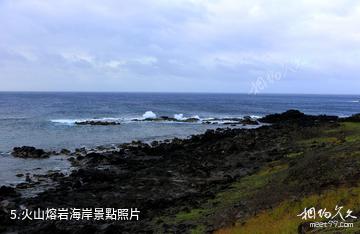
[0,0,359,94]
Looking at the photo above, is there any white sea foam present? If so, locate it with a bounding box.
[51,117,123,125]
[349,100,359,103]
[96,118,122,121]
[203,115,262,121]
[250,115,262,119]
[142,111,157,119]
[51,113,261,126]
[174,113,185,120]
[51,119,78,125]
[191,115,200,120]
[174,114,200,121]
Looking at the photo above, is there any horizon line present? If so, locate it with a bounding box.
[0,90,359,96]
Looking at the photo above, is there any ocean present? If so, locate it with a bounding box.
[0,92,359,153]
[0,92,359,185]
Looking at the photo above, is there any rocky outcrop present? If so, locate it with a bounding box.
[75,120,120,126]
[0,186,20,198]
[259,109,306,123]
[259,109,338,125]
[133,116,201,122]
[240,116,259,125]
[342,113,360,122]
[2,110,359,233]
[60,148,71,155]
[0,119,294,233]
[11,146,49,158]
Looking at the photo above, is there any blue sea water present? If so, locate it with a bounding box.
[0,92,359,186]
[0,92,359,153]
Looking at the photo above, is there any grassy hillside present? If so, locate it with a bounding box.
[155,122,360,233]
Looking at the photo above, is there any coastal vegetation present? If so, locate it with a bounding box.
[1,111,359,233]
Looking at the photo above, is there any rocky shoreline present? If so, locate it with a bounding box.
[1,110,360,233]
[65,114,260,126]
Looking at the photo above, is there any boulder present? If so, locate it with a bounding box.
[11,146,49,158]
[60,149,71,155]
[75,120,120,126]
[240,116,259,125]
[184,118,200,122]
[259,110,306,123]
[160,116,177,121]
[0,186,19,198]
[259,110,338,125]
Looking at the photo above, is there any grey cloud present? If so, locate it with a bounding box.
[0,0,359,93]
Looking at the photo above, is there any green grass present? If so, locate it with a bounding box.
[299,122,360,147]
[216,186,360,234]
[285,152,304,158]
[213,122,360,234]
[326,122,360,137]
[211,164,288,206]
[299,137,341,146]
[153,122,360,233]
[185,164,288,232]
[215,122,360,234]
[175,208,204,222]
[325,122,360,134]
[190,224,206,234]
[345,135,360,143]
[155,163,289,233]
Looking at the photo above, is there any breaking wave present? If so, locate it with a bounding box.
[51,118,123,125]
[51,111,263,126]
[142,111,157,119]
